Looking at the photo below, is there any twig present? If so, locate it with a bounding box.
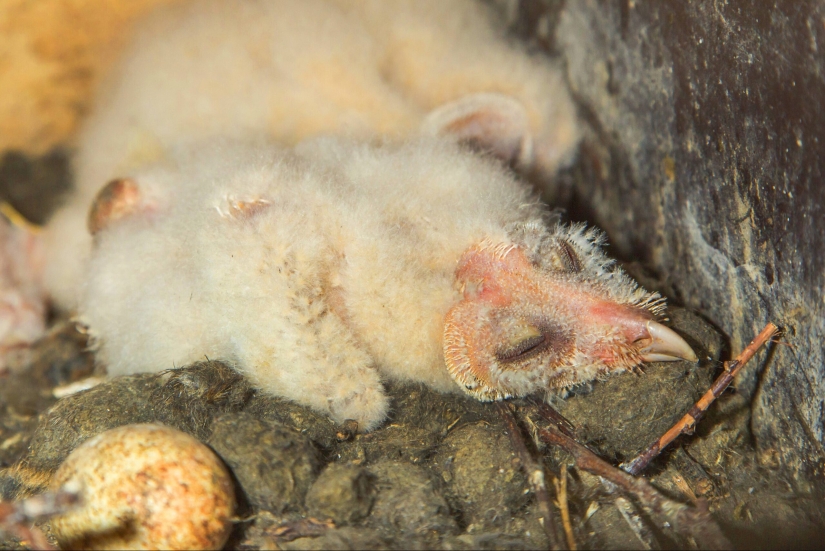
[536,421,731,550]
[623,322,779,475]
[553,465,576,551]
[670,471,699,504]
[534,401,577,439]
[497,402,563,550]
[613,496,655,550]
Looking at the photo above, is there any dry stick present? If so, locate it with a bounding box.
[613,496,655,550]
[532,405,654,549]
[554,466,577,551]
[623,322,779,476]
[497,402,563,551]
[534,401,577,439]
[536,423,732,550]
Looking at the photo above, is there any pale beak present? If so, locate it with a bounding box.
[638,320,698,362]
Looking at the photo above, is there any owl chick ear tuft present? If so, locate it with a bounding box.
[421,93,534,169]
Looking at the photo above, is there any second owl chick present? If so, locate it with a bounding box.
[43,0,580,312]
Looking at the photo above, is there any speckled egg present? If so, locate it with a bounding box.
[48,423,235,550]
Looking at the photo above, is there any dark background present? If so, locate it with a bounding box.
[513,0,825,488]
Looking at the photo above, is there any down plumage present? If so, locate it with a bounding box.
[81,137,694,431]
[6,0,696,430]
[41,0,580,310]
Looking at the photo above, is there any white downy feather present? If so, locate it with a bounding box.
[80,137,545,430]
[42,0,579,310]
[38,0,684,430]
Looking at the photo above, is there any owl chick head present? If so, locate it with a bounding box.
[443,222,697,401]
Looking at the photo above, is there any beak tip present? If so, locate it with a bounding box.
[641,321,699,363]
[641,350,699,363]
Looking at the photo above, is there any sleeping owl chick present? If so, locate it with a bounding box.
[23,0,694,429]
[80,137,696,431]
[42,0,580,311]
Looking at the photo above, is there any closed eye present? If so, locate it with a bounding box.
[558,239,582,273]
[496,333,550,363]
[538,238,582,274]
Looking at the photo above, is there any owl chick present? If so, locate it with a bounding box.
[80,137,695,431]
[22,0,695,429]
[42,0,579,311]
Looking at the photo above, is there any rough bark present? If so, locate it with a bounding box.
[539,0,825,486]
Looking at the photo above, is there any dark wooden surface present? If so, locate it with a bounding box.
[529,0,825,486]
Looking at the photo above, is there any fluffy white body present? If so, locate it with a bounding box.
[82,138,544,429]
[43,0,579,310]
[81,136,695,431]
[32,0,697,430]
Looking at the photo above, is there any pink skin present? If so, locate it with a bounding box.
[454,243,654,367]
[444,241,693,399]
[0,216,47,369]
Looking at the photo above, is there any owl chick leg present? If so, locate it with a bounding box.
[232,307,390,432]
[213,194,390,432]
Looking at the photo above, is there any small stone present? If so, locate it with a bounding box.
[305,463,375,525]
[366,459,458,538]
[336,425,439,465]
[281,526,389,550]
[207,411,319,513]
[432,421,527,529]
[49,423,235,550]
